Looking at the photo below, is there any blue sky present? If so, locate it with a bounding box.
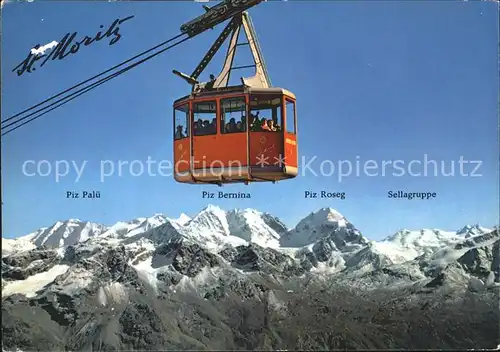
[1,0,498,240]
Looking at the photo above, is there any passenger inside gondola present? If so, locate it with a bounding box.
[193,118,217,135]
[175,125,185,139]
[249,111,260,130]
[249,115,281,132]
[205,74,216,90]
[268,119,280,131]
[261,118,270,131]
[210,118,217,134]
[225,117,237,133]
[194,119,201,135]
[241,116,246,131]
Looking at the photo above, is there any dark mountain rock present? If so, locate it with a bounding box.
[2,249,59,280]
[232,244,305,277]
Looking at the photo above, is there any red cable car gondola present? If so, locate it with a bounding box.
[173,10,298,186]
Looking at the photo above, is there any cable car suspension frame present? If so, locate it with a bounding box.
[172,0,298,186]
[173,9,270,93]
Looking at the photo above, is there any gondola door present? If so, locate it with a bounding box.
[283,97,298,175]
[173,102,191,183]
[218,95,249,179]
[191,99,218,179]
[248,94,285,178]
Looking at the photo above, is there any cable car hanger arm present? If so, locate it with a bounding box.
[174,5,271,93]
[173,17,239,86]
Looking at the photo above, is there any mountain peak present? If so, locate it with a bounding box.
[201,204,224,213]
[457,224,480,232]
[456,224,489,238]
[304,207,346,227]
[29,219,107,249]
[64,218,83,223]
[317,207,342,216]
[151,213,166,218]
[189,204,230,236]
[236,207,261,214]
[148,213,167,223]
[175,213,191,225]
[280,207,360,248]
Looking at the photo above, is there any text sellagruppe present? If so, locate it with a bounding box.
[387,191,436,200]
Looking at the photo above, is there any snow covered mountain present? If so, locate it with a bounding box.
[457,224,492,238]
[32,219,108,248]
[280,207,365,249]
[2,233,37,256]
[2,205,499,351]
[374,228,463,264]
[3,205,496,280]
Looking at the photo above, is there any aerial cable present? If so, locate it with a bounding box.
[2,34,192,136]
[1,32,188,133]
[2,32,185,125]
[2,71,120,136]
